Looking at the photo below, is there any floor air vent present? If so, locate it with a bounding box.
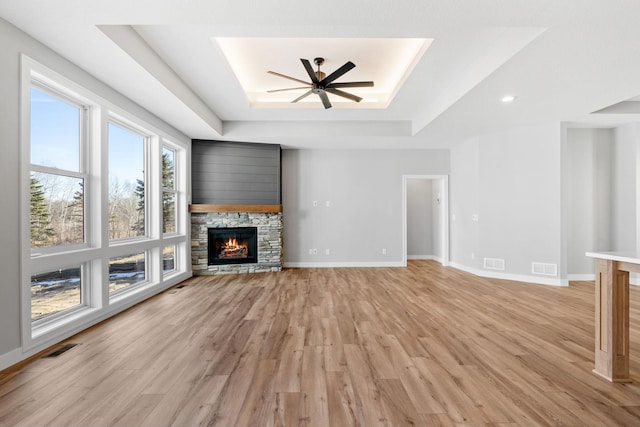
[168,284,188,294]
[43,343,78,358]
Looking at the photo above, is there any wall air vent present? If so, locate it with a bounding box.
[532,262,558,276]
[484,258,505,271]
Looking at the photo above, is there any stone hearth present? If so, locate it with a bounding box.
[190,205,282,274]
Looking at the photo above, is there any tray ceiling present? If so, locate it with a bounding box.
[2,1,640,148]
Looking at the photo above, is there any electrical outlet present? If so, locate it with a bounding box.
[309,249,313,255]
[382,248,387,255]
[325,249,330,255]
[325,201,331,207]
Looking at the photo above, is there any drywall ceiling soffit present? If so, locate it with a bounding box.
[98,25,223,136]
[111,25,545,139]
[593,101,640,114]
[583,97,640,128]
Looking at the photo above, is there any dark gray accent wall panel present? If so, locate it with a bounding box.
[192,140,281,204]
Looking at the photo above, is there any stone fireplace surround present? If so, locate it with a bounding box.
[190,204,282,274]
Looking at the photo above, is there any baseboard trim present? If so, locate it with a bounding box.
[449,262,568,287]
[284,261,405,268]
[0,348,24,372]
[567,274,595,281]
[407,255,443,263]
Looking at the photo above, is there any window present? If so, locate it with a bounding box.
[30,88,80,171]
[109,252,146,294]
[31,265,84,321]
[30,173,84,247]
[29,87,86,249]
[162,147,176,234]
[23,56,189,352]
[163,245,176,273]
[108,122,146,239]
[29,85,88,324]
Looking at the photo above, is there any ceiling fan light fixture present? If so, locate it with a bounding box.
[267,57,374,109]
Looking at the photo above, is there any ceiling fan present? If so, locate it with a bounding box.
[267,57,374,109]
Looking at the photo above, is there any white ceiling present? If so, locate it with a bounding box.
[2,0,640,149]
[214,37,431,109]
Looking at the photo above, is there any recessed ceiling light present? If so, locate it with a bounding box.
[501,95,516,103]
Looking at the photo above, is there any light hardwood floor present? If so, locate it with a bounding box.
[2,260,640,426]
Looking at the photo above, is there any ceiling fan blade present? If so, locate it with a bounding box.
[326,88,362,103]
[327,81,374,89]
[300,58,319,84]
[319,61,355,86]
[291,90,313,103]
[267,71,311,86]
[318,91,332,109]
[267,86,310,93]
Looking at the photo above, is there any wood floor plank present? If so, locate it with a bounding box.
[375,377,423,426]
[270,392,301,427]
[325,371,362,426]
[343,343,388,426]
[299,345,330,426]
[234,359,278,427]
[2,261,640,426]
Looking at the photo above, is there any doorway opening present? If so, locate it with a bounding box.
[402,175,449,267]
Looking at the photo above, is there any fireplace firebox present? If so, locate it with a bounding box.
[208,227,258,265]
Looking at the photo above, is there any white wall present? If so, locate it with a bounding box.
[431,179,444,260]
[611,123,639,252]
[407,179,433,258]
[450,138,481,270]
[281,149,450,266]
[565,128,612,277]
[450,123,564,285]
[0,18,189,365]
[0,19,23,359]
